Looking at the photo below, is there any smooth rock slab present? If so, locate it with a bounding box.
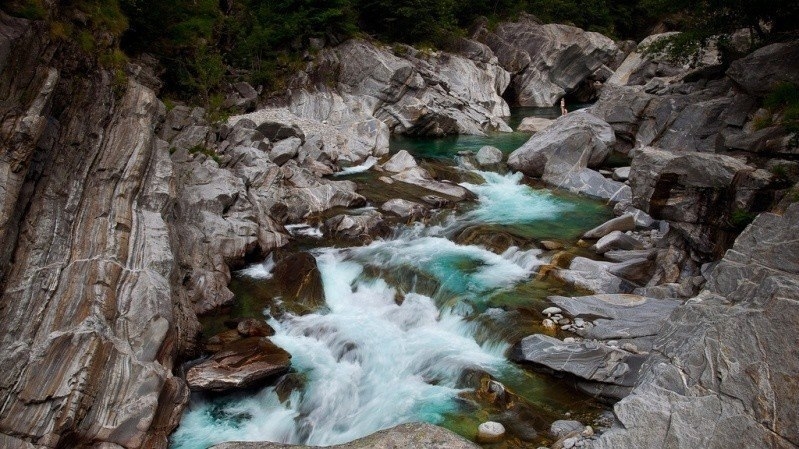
[593,231,643,254]
[583,214,636,239]
[187,338,290,392]
[209,422,480,449]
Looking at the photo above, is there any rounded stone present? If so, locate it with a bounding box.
[477,421,505,443]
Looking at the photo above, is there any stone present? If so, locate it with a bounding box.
[593,231,644,254]
[382,150,418,173]
[272,252,325,311]
[381,199,429,220]
[553,257,628,294]
[508,111,615,178]
[475,146,503,166]
[477,421,506,443]
[186,338,291,392]
[727,41,799,97]
[517,117,554,133]
[391,166,473,201]
[324,211,389,242]
[541,240,564,250]
[269,137,301,165]
[583,214,636,239]
[209,422,480,449]
[236,318,275,338]
[612,166,630,181]
[591,204,799,449]
[542,307,562,316]
[551,420,584,439]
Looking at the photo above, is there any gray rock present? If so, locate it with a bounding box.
[324,211,388,242]
[612,166,630,181]
[593,231,644,254]
[551,420,585,439]
[583,214,636,239]
[381,198,429,219]
[509,111,615,177]
[186,338,291,392]
[210,422,480,449]
[269,137,301,165]
[477,421,506,443]
[382,150,418,173]
[517,117,554,133]
[475,146,504,166]
[591,204,799,449]
[608,257,655,286]
[727,41,799,97]
[391,167,472,201]
[544,168,632,202]
[553,257,628,294]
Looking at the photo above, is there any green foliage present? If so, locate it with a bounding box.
[188,145,222,164]
[4,0,47,20]
[730,208,757,229]
[763,82,799,148]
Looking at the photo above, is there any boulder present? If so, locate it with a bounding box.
[544,168,631,202]
[508,111,615,178]
[269,137,301,165]
[583,214,636,239]
[272,252,325,311]
[612,166,630,181]
[210,422,480,449]
[477,421,506,443]
[186,338,291,392]
[727,41,799,97]
[324,211,389,242]
[381,199,429,220]
[590,204,799,449]
[593,231,644,254]
[517,117,554,133]
[391,166,473,201]
[475,146,504,166]
[553,257,628,294]
[382,150,418,173]
[551,420,585,439]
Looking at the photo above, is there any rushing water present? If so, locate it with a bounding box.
[171,111,611,449]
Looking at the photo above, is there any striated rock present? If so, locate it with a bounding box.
[272,252,325,311]
[324,210,389,242]
[269,137,301,165]
[517,117,554,133]
[237,318,275,338]
[509,111,615,177]
[553,257,628,294]
[186,338,290,392]
[583,214,636,239]
[391,166,473,201]
[382,149,418,173]
[210,422,480,449]
[475,145,504,167]
[592,231,644,254]
[590,204,799,449]
[477,20,622,106]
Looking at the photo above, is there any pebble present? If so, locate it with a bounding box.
[563,337,576,343]
[558,318,570,325]
[607,340,619,347]
[561,324,572,331]
[476,421,505,443]
[543,318,557,330]
[542,307,562,316]
[574,318,585,327]
[582,426,594,437]
[621,343,639,353]
[563,436,579,449]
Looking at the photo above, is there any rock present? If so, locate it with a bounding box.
[380,199,429,220]
[510,334,643,400]
[477,421,506,443]
[508,111,615,178]
[553,257,628,294]
[542,307,563,316]
[583,214,636,239]
[591,204,799,449]
[607,257,655,286]
[236,318,275,337]
[475,146,503,166]
[382,150,418,173]
[551,420,585,439]
[324,210,389,242]
[727,41,799,97]
[391,166,472,201]
[545,168,631,202]
[517,117,554,133]
[210,422,480,449]
[272,252,325,311]
[477,20,622,106]
[541,240,564,250]
[612,166,630,181]
[612,201,656,228]
[453,225,531,253]
[186,338,291,392]
[225,82,259,111]
[269,137,301,165]
[593,231,644,254]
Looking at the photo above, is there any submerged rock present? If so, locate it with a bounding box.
[209,422,480,449]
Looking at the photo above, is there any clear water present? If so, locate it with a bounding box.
[171,109,610,448]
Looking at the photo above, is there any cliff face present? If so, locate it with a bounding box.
[0,13,197,448]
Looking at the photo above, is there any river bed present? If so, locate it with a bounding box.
[171,108,613,448]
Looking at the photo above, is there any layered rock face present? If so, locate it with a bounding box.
[591,204,799,449]
[0,14,196,449]
[474,16,624,106]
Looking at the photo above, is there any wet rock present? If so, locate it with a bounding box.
[553,257,628,294]
[325,211,389,242]
[237,318,275,338]
[551,420,585,439]
[582,214,636,239]
[453,225,530,253]
[382,150,418,173]
[210,422,480,449]
[381,199,429,220]
[272,252,325,311]
[475,145,503,167]
[391,166,472,201]
[186,338,291,392]
[517,117,554,133]
[541,240,564,250]
[477,421,506,443]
